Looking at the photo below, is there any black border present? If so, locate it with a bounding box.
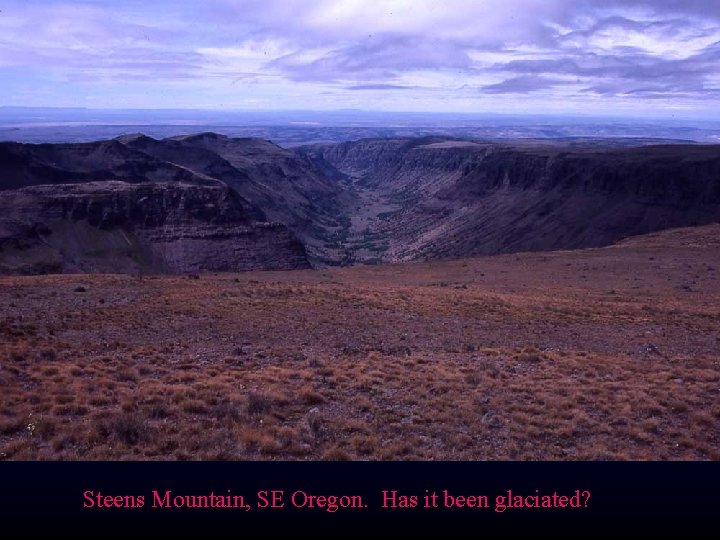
[0,461,716,532]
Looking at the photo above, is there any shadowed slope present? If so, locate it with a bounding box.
[303,138,720,262]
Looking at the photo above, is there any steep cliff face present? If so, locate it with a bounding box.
[306,138,720,261]
[2,134,719,274]
[119,133,352,264]
[0,134,349,271]
[0,181,309,274]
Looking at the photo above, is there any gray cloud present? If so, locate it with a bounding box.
[482,75,573,94]
[491,40,720,98]
[254,0,720,100]
[269,35,474,82]
[1,0,720,111]
[561,15,696,40]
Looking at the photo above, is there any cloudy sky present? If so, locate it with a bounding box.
[1,0,719,116]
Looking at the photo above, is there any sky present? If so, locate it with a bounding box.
[1,0,719,117]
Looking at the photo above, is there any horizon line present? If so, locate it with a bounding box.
[1,106,719,123]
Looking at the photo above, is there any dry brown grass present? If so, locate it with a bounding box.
[1,225,719,460]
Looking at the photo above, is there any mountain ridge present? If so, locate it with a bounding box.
[301,138,720,262]
[1,134,719,274]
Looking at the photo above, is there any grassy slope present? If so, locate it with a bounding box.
[1,224,719,460]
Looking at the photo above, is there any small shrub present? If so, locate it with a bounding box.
[516,352,543,363]
[0,417,26,435]
[34,417,56,440]
[115,368,138,383]
[54,404,88,416]
[351,435,377,455]
[301,390,325,405]
[213,401,243,421]
[96,412,147,446]
[40,349,58,361]
[146,403,170,419]
[181,400,209,415]
[247,392,272,415]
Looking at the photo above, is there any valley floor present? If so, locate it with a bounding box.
[1,225,719,460]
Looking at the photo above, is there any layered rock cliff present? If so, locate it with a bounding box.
[0,134,346,274]
[121,133,352,264]
[303,138,720,262]
[2,134,719,274]
[0,181,309,274]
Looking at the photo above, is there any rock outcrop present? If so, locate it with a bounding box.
[0,181,309,274]
[2,134,720,274]
[122,133,353,264]
[303,138,720,261]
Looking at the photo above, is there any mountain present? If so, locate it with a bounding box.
[0,138,299,274]
[123,133,352,264]
[0,138,217,189]
[301,137,720,262]
[1,134,719,274]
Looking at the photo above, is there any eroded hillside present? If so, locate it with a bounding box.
[302,138,720,263]
[2,135,720,273]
